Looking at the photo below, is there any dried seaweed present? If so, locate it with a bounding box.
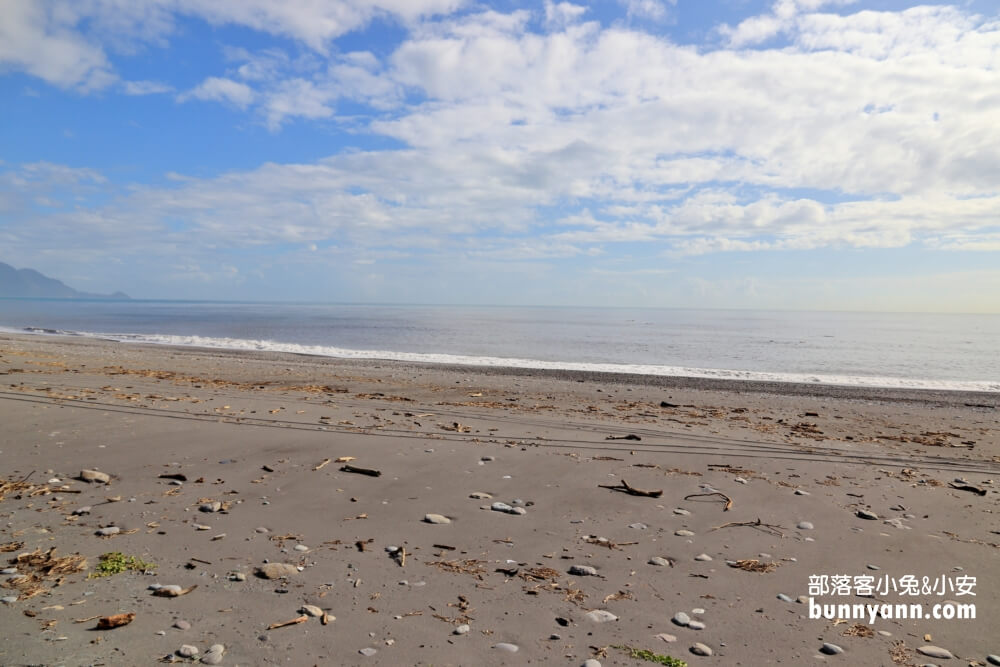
[427,559,486,576]
[728,559,778,573]
[842,623,875,638]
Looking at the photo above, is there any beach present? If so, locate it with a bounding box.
[1,332,998,666]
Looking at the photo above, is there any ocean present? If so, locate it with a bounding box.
[0,298,997,392]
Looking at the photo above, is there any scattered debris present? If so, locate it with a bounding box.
[949,482,987,496]
[729,559,779,573]
[340,464,382,477]
[152,585,197,597]
[684,492,733,511]
[712,519,785,537]
[313,459,331,471]
[598,480,663,498]
[428,559,486,576]
[605,434,641,441]
[267,615,308,630]
[96,612,135,630]
[89,552,156,578]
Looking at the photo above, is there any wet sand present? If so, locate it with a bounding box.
[1,333,998,666]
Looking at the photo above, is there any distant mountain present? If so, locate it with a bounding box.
[0,262,129,299]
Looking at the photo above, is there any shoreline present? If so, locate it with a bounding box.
[3,332,998,407]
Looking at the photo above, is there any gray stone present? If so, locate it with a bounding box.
[986,655,1000,666]
[691,642,713,656]
[694,553,713,561]
[178,645,199,658]
[1,596,18,604]
[294,544,309,552]
[200,644,225,665]
[649,557,672,567]
[857,510,879,520]
[300,605,324,617]
[199,502,222,513]
[629,523,648,530]
[582,660,602,667]
[95,526,120,536]
[80,469,111,484]
[916,646,954,659]
[481,456,495,462]
[359,648,377,657]
[255,563,298,579]
[228,572,246,582]
[673,612,691,626]
[794,489,810,495]
[584,610,618,623]
[72,506,92,515]
[877,630,892,637]
[469,492,492,499]
[454,624,470,635]
[494,643,519,653]
[510,506,527,515]
[1,568,17,575]
[777,594,794,602]
[173,620,191,630]
[569,565,598,577]
[688,620,706,630]
[797,521,814,530]
[675,529,695,536]
[673,508,691,516]
[797,595,809,604]
[424,513,451,524]
[655,633,677,643]
[820,642,844,655]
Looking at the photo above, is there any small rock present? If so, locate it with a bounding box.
[916,646,954,659]
[694,553,713,562]
[178,645,199,658]
[199,502,222,513]
[867,564,880,570]
[777,594,794,602]
[877,630,892,637]
[797,521,814,530]
[857,510,879,520]
[734,477,748,484]
[1,568,17,575]
[649,557,672,567]
[655,633,677,643]
[584,610,618,623]
[454,624,470,635]
[481,456,495,462]
[359,648,377,657]
[510,506,527,515]
[255,563,299,579]
[629,523,648,530]
[673,612,691,626]
[72,506,92,515]
[797,596,809,604]
[300,605,324,617]
[820,643,844,655]
[424,513,451,524]
[95,526,120,536]
[691,642,713,656]
[194,524,211,531]
[494,643,519,653]
[794,489,810,495]
[201,644,225,665]
[1,596,18,604]
[469,492,492,499]
[294,544,309,552]
[228,572,246,582]
[255,527,269,533]
[688,620,706,630]
[986,655,1000,666]
[569,565,598,577]
[582,660,602,667]
[675,529,695,536]
[173,620,191,630]
[80,469,111,484]
[673,508,691,516]
[550,633,561,640]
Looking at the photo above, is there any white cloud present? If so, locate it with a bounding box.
[618,0,675,23]
[121,79,173,95]
[544,1,587,29]
[178,77,255,108]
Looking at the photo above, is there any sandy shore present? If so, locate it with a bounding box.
[1,332,998,666]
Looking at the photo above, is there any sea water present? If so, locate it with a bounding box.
[0,299,997,392]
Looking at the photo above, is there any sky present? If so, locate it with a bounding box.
[1,0,999,312]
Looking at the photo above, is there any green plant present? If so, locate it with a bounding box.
[88,552,156,578]
[613,645,688,667]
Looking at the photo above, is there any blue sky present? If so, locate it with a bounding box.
[1,0,999,312]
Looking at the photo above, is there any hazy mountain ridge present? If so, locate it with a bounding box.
[0,262,129,299]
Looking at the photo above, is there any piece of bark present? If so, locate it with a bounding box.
[340,464,382,477]
[96,612,135,629]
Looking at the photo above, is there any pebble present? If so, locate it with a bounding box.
[648,557,672,567]
[582,660,602,667]
[424,513,451,524]
[569,565,598,577]
[510,506,527,515]
[694,553,713,561]
[201,644,225,665]
[491,502,514,513]
[877,630,892,637]
[156,630,166,636]
[194,524,211,531]
[300,605,324,617]
[797,596,809,604]
[688,620,706,630]
[1,568,17,575]
[72,506,92,515]
[820,642,844,655]
[986,655,1000,666]
[199,502,222,513]
[454,624,470,635]
[255,563,298,579]
[675,529,695,536]
[294,544,309,552]
[794,489,810,495]
[916,646,954,659]
[884,518,909,529]
[655,633,677,643]
[469,492,492,499]
[174,620,191,630]
[673,508,691,516]
[673,612,691,626]
[857,510,879,520]
[777,594,794,602]
[494,643,519,653]
[629,523,648,530]
[797,521,814,530]
[691,643,713,656]
[867,564,880,570]
[734,477,748,484]
[95,526,120,536]
[1,596,18,604]
[359,648,377,657]
[691,608,705,614]
[584,610,618,623]
[80,469,111,484]
[228,572,246,582]
[178,645,199,657]
[255,527,269,533]
[481,456,495,462]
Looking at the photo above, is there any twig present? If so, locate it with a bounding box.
[400,547,406,567]
[598,479,663,498]
[712,518,784,537]
[313,459,331,471]
[684,491,733,511]
[340,464,381,477]
[267,615,308,630]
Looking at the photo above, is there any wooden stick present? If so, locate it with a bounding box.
[400,547,406,567]
[597,479,663,498]
[313,458,331,471]
[340,464,381,477]
[267,615,308,630]
[684,491,733,511]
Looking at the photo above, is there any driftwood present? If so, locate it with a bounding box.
[949,482,987,496]
[684,491,733,511]
[598,479,663,498]
[96,612,135,629]
[341,464,382,477]
[605,434,641,441]
[267,615,308,630]
[313,459,331,471]
[712,518,784,537]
